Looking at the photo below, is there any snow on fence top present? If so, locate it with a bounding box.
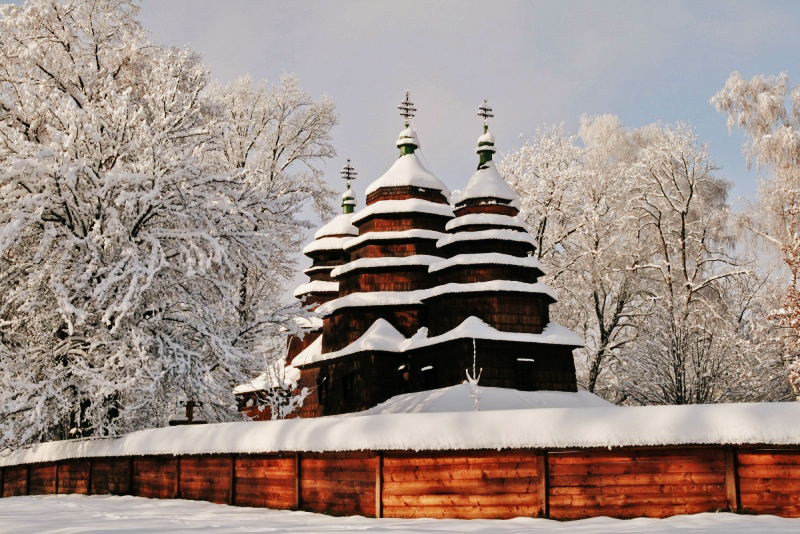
[4,399,800,467]
[428,252,547,274]
[343,229,444,251]
[351,198,454,225]
[331,255,441,278]
[364,152,450,198]
[314,213,358,239]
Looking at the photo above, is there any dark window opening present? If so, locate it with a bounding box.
[516,358,536,390]
[342,372,355,403]
[317,374,328,406]
[421,365,436,390]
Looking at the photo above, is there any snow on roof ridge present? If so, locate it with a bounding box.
[445,213,529,232]
[364,152,451,199]
[296,319,407,367]
[420,280,558,301]
[436,228,536,248]
[7,401,800,465]
[290,335,324,367]
[293,280,339,298]
[314,213,358,239]
[351,198,454,225]
[303,236,353,254]
[331,255,441,278]
[316,289,426,315]
[402,317,583,350]
[452,161,516,205]
[428,253,547,274]
[233,365,301,394]
[343,229,444,251]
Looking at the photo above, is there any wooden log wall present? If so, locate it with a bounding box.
[3,446,800,520]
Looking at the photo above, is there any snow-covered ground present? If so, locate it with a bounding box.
[1,495,800,533]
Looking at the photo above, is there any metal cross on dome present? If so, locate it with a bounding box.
[340,159,357,182]
[398,90,416,124]
[478,99,494,124]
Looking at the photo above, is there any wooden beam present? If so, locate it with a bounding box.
[375,452,383,519]
[87,458,93,496]
[175,456,181,499]
[25,464,31,496]
[724,446,739,512]
[536,450,549,518]
[128,457,134,496]
[294,452,301,510]
[0,466,4,498]
[229,454,236,506]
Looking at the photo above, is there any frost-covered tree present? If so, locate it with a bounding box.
[0,0,335,449]
[713,71,800,395]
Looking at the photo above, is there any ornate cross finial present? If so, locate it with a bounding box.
[340,159,357,182]
[398,90,416,126]
[478,99,493,131]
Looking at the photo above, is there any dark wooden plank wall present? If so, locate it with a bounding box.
[299,452,378,517]
[235,454,297,509]
[548,448,729,519]
[382,450,541,519]
[2,446,800,520]
[738,448,800,516]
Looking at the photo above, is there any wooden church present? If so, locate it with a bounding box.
[238,94,582,419]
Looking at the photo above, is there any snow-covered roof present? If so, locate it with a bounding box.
[331,255,441,278]
[292,316,323,330]
[343,229,444,251]
[403,317,583,350]
[293,280,339,298]
[352,384,612,415]
[7,401,800,465]
[314,213,358,239]
[350,198,453,225]
[421,280,557,301]
[436,228,536,248]
[303,265,334,275]
[452,161,517,205]
[364,152,450,199]
[288,335,323,367]
[302,236,352,255]
[428,252,547,274]
[316,290,425,315]
[296,319,406,367]
[445,213,528,232]
[233,365,301,394]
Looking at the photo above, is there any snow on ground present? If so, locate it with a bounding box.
[2,495,800,534]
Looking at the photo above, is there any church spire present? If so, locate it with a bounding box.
[340,159,357,214]
[396,90,420,156]
[476,99,496,169]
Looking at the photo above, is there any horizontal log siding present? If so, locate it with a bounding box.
[435,264,543,285]
[349,240,440,260]
[382,450,542,519]
[300,452,378,517]
[547,448,728,519]
[338,268,432,295]
[28,463,57,495]
[454,204,519,217]
[90,457,131,495]
[439,239,535,258]
[2,465,28,497]
[235,454,297,509]
[738,448,800,516]
[57,459,90,495]
[366,187,448,205]
[179,455,232,504]
[132,456,178,500]
[425,292,551,336]
[4,445,800,520]
[357,214,449,233]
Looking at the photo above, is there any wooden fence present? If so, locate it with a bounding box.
[2,445,800,520]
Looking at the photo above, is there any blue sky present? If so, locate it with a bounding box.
[136,0,800,211]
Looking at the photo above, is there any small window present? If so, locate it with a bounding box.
[516,358,536,390]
